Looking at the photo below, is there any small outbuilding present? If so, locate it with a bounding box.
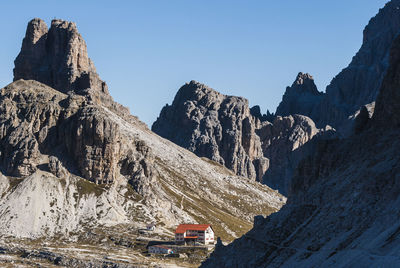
[148,245,174,254]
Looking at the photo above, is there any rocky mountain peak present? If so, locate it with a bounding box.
[0,77,285,244]
[202,3,400,266]
[202,19,400,266]
[275,72,323,117]
[270,0,400,134]
[362,0,400,45]
[171,80,226,108]
[50,18,77,31]
[311,0,400,131]
[14,18,108,95]
[24,18,48,44]
[292,72,319,94]
[152,81,268,181]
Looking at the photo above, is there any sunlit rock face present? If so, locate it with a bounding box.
[152,79,335,195]
[14,18,108,95]
[152,80,268,182]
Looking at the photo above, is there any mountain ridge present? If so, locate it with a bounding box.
[0,18,285,249]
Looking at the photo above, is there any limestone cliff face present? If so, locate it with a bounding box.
[154,7,398,194]
[0,80,284,239]
[203,128,400,267]
[0,79,148,185]
[257,115,335,194]
[315,0,400,130]
[14,18,108,95]
[10,18,141,184]
[152,80,268,181]
[275,72,323,117]
[0,80,64,177]
[153,81,327,194]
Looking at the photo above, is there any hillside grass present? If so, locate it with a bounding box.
[155,157,278,242]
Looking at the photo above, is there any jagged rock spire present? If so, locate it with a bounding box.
[291,72,319,94]
[275,72,323,117]
[14,18,108,95]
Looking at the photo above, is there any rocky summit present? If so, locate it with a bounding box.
[316,0,400,130]
[152,80,268,182]
[0,18,285,267]
[275,72,323,117]
[14,18,108,95]
[273,0,400,134]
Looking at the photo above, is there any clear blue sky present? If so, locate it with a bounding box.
[0,0,389,126]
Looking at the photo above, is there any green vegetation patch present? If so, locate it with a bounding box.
[75,178,106,198]
[7,177,24,191]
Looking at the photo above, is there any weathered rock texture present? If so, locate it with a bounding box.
[316,0,400,129]
[156,0,400,195]
[152,80,268,181]
[201,6,400,266]
[250,105,274,122]
[0,79,130,185]
[0,80,63,177]
[275,72,323,117]
[14,18,108,94]
[257,115,336,193]
[0,19,285,242]
[0,80,284,239]
[153,80,330,194]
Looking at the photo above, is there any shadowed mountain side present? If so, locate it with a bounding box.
[275,72,323,117]
[274,1,400,135]
[201,20,400,268]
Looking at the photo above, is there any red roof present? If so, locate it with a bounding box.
[175,224,211,234]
